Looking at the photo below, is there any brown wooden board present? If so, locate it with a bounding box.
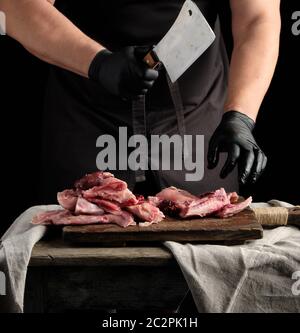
[63,208,263,244]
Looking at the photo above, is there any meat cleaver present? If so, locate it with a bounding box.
[143,0,216,83]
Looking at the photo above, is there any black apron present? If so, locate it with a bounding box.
[40,0,238,203]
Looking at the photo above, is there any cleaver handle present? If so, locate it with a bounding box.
[252,207,300,227]
[287,207,300,226]
[143,50,163,70]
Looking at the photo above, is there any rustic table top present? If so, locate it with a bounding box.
[29,239,175,267]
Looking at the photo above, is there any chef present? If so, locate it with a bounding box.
[0,0,281,202]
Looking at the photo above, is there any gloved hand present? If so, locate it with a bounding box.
[207,111,267,184]
[88,46,159,99]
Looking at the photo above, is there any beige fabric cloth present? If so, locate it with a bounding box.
[165,201,300,313]
[0,205,60,313]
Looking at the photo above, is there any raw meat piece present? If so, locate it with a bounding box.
[80,177,127,194]
[155,187,231,218]
[34,171,250,229]
[216,197,252,218]
[157,200,181,217]
[32,209,108,226]
[83,198,135,226]
[74,197,105,215]
[57,189,78,211]
[49,214,109,226]
[147,196,161,207]
[126,202,165,224]
[82,176,131,197]
[32,209,134,227]
[156,186,199,208]
[83,186,138,206]
[100,177,127,191]
[197,191,214,199]
[88,198,122,213]
[104,211,136,227]
[36,212,109,225]
[227,192,239,203]
[135,195,145,204]
[32,209,70,225]
[180,188,230,218]
[74,171,114,190]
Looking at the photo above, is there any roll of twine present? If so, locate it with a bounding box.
[252,207,289,226]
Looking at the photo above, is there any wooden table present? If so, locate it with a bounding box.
[24,239,188,313]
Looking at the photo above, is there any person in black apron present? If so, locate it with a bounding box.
[38,0,268,203]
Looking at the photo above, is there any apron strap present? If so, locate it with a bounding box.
[166,74,189,161]
[132,95,147,182]
[131,74,188,183]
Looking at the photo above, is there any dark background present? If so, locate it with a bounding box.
[0,0,299,236]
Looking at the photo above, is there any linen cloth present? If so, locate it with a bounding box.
[0,205,60,313]
[165,201,300,312]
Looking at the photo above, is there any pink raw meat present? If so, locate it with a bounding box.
[83,186,138,206]
[50,214,109,226]
[147,196,161,207]
[79,198,135,226]
[126,202,165,224]
[32,209,134,228]
[89,198,122,213]
[74,171,114,190]
[32,209,107,225]
[156,187,199,207]
[74,197,105,215]
[155,187,251,218]
[156,187,230,218]
[57,189,78,211]
[79,176,127,195]
[104,211,136,227]
[34,171,251,229]
[32,209,70,225]
[227,192,239,203]
[216,197,252,218]
[180,188,230,218]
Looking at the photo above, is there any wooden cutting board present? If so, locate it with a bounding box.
[62,208,263,244]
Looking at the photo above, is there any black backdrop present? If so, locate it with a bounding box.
[0,0,299,236]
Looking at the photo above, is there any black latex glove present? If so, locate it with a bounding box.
[207,111,267,184]
[88,46,159,99]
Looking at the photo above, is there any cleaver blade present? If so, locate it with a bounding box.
[144,0,216,83]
